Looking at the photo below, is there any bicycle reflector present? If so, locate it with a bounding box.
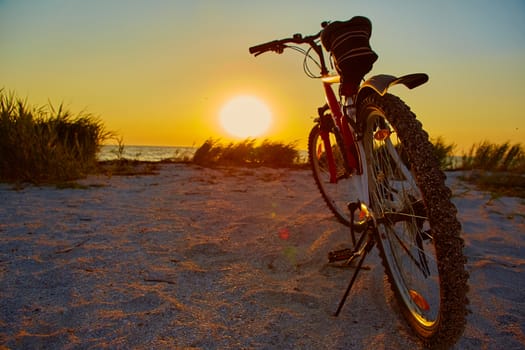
[374,129,391,141]
[359,202,370,221]
[317,143,323,160]
[409,289,430,311]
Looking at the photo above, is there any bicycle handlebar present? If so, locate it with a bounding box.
[248,32,322,56]
[248,39,285,56]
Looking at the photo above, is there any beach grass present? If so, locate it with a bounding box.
[431,136,456,170]
[0,89,110,184]
[461,141,524,172]
[427,137,525,198]
[459,141,525,198]
[192,138,303,168]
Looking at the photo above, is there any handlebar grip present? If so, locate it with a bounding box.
[249,40,280,55]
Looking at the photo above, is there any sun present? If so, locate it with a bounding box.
[219,95,272,138]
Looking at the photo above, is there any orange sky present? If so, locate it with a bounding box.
[1,1,524,153]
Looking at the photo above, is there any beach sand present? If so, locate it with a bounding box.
[1,164,524,349]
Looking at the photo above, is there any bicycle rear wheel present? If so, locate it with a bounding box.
[308,123,354,226]
[359,93,468,348]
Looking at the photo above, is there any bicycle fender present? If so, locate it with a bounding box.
[357,73,429,100]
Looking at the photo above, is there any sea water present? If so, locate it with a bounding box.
[97,145,196,162]
[98,145,310,164]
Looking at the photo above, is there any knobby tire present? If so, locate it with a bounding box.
[359,93,469,349]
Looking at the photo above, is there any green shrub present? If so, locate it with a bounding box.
[0,89,109,183]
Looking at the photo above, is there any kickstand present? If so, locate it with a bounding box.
[333,233,375,317]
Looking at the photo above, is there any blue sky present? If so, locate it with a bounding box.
[1,0,524,151]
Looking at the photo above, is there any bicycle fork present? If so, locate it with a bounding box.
[317,106,339,184]
[317,87,363,183]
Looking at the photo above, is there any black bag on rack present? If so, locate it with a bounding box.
[321,16,378,92]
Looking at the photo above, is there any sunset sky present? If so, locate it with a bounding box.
[1,0,524,152]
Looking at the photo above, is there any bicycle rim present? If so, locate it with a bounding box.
[308,125,363,227]
[308,125,350,225]
[368,113,441,324]
[360,93,468,347]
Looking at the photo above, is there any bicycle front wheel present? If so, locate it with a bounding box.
[360,93,468,348]
[308,124,354,226]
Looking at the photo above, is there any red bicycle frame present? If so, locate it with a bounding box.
[320,79,361,183]
[248,29,366,184]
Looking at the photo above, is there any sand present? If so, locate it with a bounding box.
[1,164,524,349]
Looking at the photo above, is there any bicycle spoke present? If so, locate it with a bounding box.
[365,104,444,324]
[386,224,432,278]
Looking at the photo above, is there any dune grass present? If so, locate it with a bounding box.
[458,141,525,198]
[427,137,525,198]
[461,141,524,173]
[431,136,457,170]
[192,138,302,168]
[0,89,110,184]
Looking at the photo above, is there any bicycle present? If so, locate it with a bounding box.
[249,18,469,349]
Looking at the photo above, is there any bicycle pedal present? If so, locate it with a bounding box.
[328,248,355,263]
